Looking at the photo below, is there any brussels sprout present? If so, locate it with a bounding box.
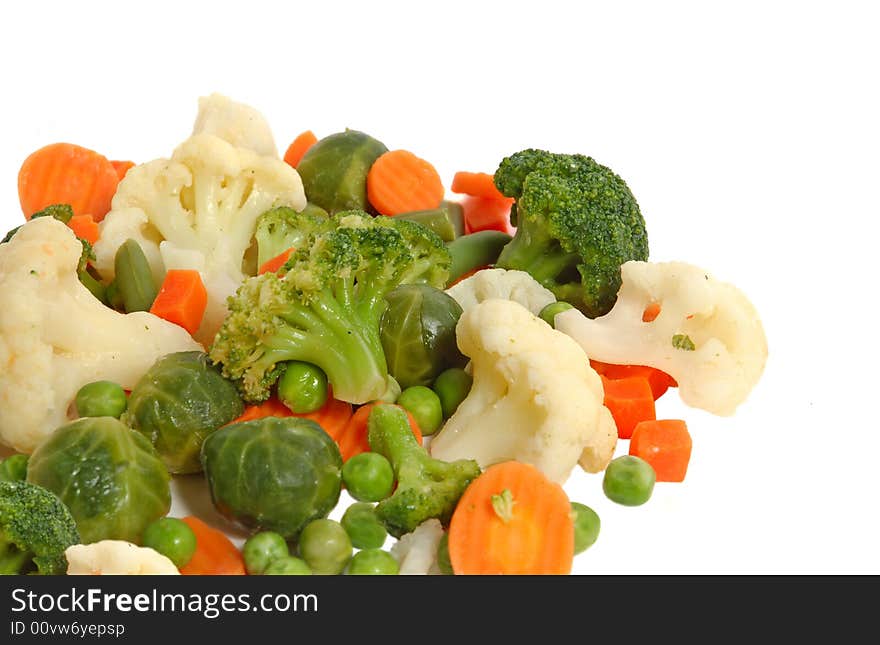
[201,417,343,540]
[27,417,171,544]
[379,284,468,389]
[123,351,244,474]
[295,129,388,214]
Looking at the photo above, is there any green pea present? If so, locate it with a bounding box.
[396,386,443,435]
[538,301,575,328]
[432,367,473,419]
[243,531,290,575]
[140,517,197,568]
[277,361,328,414]
[74,380,128,419]
[342,452,394,502]
[340,502,387,550]
[263,556,312,575]
[0,454,28,482]
[297,519,352,575]
[570,502,601,554]
[347,548,399,575]
[603,455,656,506]
[436,532,454,575]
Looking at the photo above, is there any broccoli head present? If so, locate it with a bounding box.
[253,203,330,270]
[210,210,451,405]
[0,480,80,575]
[367,403,481,538]
[493,148,649,317]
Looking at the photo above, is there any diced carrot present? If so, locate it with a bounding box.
[110,160,135,181]
[642,302,661,322]
[283,130,318,168]
[366,149,445,216]
[461,195,514,235]
[18,142,120,222]
[178,516,246,575]
[590,360,677,400]
[447,460,574,575]
[228,393,353,444]
[330,401,422,462]
[149,269,208,336]
[229,396,294,424]
[67,214,100,245]
[451,171,509,202]
[629,419,693,482]
[258,247,295,275]
[601,375,656,440]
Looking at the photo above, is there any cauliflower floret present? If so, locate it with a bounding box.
[554,260,768,416]
[96,95,306,345]
[0,217,202,454]
[66,540,180,575]
[429,299,617,483]
[192,92,279,158]
[389,519,445,575]
[445,267,556,315]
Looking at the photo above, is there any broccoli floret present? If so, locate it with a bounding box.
[367,403,480,538]
[210,210,451,405]
[493,149,649,317]
[254,203,330,269]
[0,480,80,575]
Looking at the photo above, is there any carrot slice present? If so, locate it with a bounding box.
[629,419,693,482]
[110,160,135,181]
[331,401,422,462]
[67,214,100,245]
[461,195,514,235]
[366,149,445,216]
[451,171,510,202]
[229,396,293,424]
[18,142,120,222]
[228,393,353,442]
[178,516,246,575]
[590,360,677,400]
[258,247,295,275]
[148,269,208,336]
[448,460,574,575]
[601,375,656,440]
[283,130,318,168]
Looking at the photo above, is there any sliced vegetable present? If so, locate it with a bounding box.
[391,206,457,242]
[179,516,246,575]
[149,269,208,336]
[629,419,693,482]
[591,360,677,400]
[461,194,514,234]
[447,460,574,575]
[283,130,318,168]
[114,238,158,313]
[67,214,100,245]
[258,247,295,275]
[451,171,510,202]
[110,160,135,181]
[601,375,656,439]
[366,149,445,216]
[18,142,119,221]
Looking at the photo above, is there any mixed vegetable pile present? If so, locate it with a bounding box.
[0,94,768,576]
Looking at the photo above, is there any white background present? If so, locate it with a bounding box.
[1,0,878,575]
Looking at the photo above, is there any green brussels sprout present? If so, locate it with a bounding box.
[295,129,388,214]
[123,351,244,474]
[201,417,343,540]
[27,417,171,544]
[379,284,468,389]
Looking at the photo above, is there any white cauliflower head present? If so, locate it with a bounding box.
[95,95,306,345]
[445,267,556,316]
[191,92,279,158]
[66,540,180,575]
[554,260,768,416]
[429,298,617,483]
[0,217,202,454]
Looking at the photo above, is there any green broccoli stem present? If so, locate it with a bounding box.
[495,224,580,285]
[366,404,420,463]
[0,539,33,575]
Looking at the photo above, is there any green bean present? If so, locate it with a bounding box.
[114,239,157,313]
[392,208,457,243]
[538,301,575,328]
[445,230,512,285]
